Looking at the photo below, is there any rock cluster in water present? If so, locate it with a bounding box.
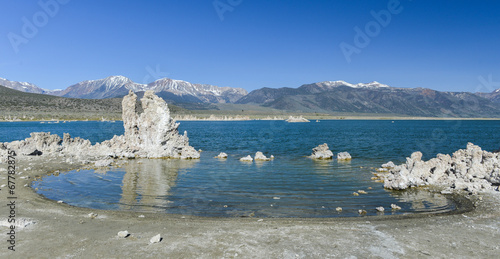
[1,90,200,161]
[310,144,334,159]
[239,151,274,162]
[382,143,500,193]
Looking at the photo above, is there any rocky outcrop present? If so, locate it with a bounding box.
[310,144,333,159]
[337,152,352,161]
[2,90,199,161]
[383,143,500,193]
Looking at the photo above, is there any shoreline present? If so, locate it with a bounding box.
[1,155,499,257]
[1,116,500,123]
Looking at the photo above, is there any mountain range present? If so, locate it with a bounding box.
[1,76,248,104]
[1,76,500,117]
[237,81,500,117]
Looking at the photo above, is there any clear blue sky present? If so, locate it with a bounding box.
[1,0,499,93]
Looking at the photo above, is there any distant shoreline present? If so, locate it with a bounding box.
[1,116,500,122]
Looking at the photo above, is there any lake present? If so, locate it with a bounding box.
[3,120,499,217]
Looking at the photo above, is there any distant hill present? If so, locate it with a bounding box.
[0,85,187,120]
[237,81,500,118]
[477,88,500,104]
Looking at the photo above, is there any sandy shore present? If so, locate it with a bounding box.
[1,156,499,258]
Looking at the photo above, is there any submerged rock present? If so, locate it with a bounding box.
[383,143,500,193]
[310,143,333,159]
[2,90,200,161]
[337,152,352,161]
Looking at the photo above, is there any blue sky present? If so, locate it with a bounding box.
[1,0,499,93]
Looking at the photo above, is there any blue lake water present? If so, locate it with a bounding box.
[3,120,500,217]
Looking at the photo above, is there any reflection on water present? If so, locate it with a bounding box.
[390,189,454,212]
[119,159,199,211]
[33,153,459,217]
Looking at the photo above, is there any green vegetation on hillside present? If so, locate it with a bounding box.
[0,85,187,121]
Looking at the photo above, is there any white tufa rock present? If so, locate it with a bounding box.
[391,204,402,210]
[150,234,162,244]
[239,155,253,162]
[310,143,333,159]
[117,231,129,238]
[1,90,200,161]
[88,212,98,219]
[254,151,273,161]
[337,152,352,161]
[383,143,500,194]
[215,152,228,159]
[376,206,385,212]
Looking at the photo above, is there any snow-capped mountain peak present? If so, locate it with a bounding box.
[319,80,390,89]
[355,81,390,88]
[495,88,500,93]
[35,76,247,103]
[146,77,248,102]
[321,80,355,88]
[0,77,49,94]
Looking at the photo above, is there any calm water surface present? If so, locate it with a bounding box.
[3,120,499,217]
